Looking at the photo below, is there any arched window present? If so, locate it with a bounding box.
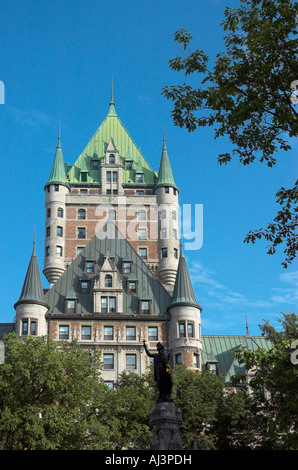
[105,274,112,288]
[57,207,63,218]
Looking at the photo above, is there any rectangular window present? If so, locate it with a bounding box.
[113,171,118,182]
[57,208,63,218]
[46,246,50,257]
[66,300,76,313]
[109,210,116,220]
[139,248,147,260]
[136,173,144,183]
[86,261,94,273]
[106,171,111,183]
[30,321,37,336]
[173,229,178,239]
[104,381,114,389]
[77,246,84,255]
[104,326,114,340]
[126,354,137,370]
[101,297,108,313]
[56,245,63,257]
[55,184,59,191]
[113,189,118,195]
[194,354,200,369]
[46,226,50,237]
[22,320,28,336]
[91,160,99,170]
[80,172,88,182]
[172,211,177,220]
[81,326,91,340]
[174,248,178,259]
[109,297,116,312]
[140,300,150,315]
[80,189,88,194]
[107,189,111,194]
[161,247,167,258]
[57,226,63,237]
[59,325,69,340]
[138,210,146,220]
[126,326,136,341]
[136,190,144,196]
[179,322,186,338]
[78,227,86,239]
[138,228,147,240]
[148,327,158,341]
[188,323,194,338]
[81,281,89,293]
[127,280,137,293]
[165,187,169,194]
[47,208,51,218]
[122,261,132,274]
[175,353,182,365]
[103,354,114,370]
[125,161,132,170]
[78,209,86,220]
[161,228,167,239]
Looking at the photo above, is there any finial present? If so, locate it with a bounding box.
[245,313,250,335]
[33,227,36,254]
[110,75,115,106]
[163,126,167,150]
[57,119,61,148]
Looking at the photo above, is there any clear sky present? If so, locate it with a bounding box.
[0,0,297,335]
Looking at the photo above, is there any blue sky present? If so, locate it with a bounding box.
[0,0,297,335]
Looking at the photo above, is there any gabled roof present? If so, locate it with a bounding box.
[66,100,156,186]
[155,130,178,190]
[14,239,49,309]
[45,124,68,188]
[44,221,171,317]
[168,243,201,310]
[201,332,271,382]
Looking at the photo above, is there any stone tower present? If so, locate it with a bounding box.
[14,237,49,338]
[155,130,179,291]
[167,242,203,370]
[43,124,69,286]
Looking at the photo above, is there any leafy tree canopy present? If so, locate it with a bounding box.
[163,0,298,267]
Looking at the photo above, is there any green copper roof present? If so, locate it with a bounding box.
[201,332,271,382]
[66,99,156,186]
[45,124,68,188]
[0,323,15,341]
[45,221,171,316]
[168,243,201,310]
[14,239,48,308]
[155,130,178,190]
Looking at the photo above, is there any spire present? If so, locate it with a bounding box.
[155,128,178,190]
[15,235,48,307]
[168,239,201,310]
[45,122,68,188]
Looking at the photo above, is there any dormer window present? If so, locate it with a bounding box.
[207,363,218,375]
[125,160,132,170]
[122,261,132,274]
[136,173,144,183]
[66,300,76,314]
[85,261,94,273]
[140,300,150,315]
[127,280,137,294]
[80,280,90,293]
[91,160,99,170]
[80,172,88,182]
[109,154,115,164]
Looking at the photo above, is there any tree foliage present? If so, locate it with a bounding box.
[235,312,298,449]
[162,0,298,267]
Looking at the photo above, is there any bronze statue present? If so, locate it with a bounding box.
[143,341,172,401]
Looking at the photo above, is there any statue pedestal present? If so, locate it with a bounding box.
[149,400,183,450]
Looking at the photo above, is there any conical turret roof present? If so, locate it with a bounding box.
[45,123,68,188]
[15,237,48,308]
[155,130,178,190]
[168,242,201,310]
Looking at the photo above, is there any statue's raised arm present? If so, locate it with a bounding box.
[143,340,155,358]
